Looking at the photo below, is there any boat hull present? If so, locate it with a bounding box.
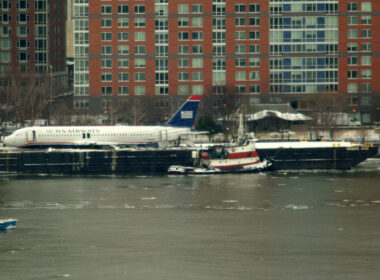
[256,145,378,170]
[0,219,17,230]
[168,160,271,175]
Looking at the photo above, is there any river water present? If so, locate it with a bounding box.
[1,159,380,280]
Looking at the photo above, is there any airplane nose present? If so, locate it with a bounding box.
[3,136,10,147]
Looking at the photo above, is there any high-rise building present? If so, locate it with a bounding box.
[72,0,379,121]
[0,0,66,81]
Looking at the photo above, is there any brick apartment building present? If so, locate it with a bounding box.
[0,0,67,82]
[72,0,380,123]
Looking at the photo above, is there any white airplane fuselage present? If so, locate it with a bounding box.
[3,125,190,148]
[3,95,202,148]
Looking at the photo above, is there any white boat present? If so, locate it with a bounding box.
[0,219,17,230]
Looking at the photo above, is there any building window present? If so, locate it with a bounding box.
[101,73,112,82]
[192,58,203,68]
[178,4,189,14]
[134,18,146,28]
[235,71,246,81]
[347,43,358,52]
[178,72,189,81]
[249,31,260,40]
[101,32,112,41]
[192,18,203,27]
[118,86,129,95]
[178,17,189,27]
[348,56,358,65]
[178,85,190,95]
[101,19,112,28]
[361,69,372,79]
[118,59,129,68]
[347,2,358,11]
[192,31,203,40]
[192,72,203,81]
[249,17,260,26]
[249,71,260,81]
[249,4,260,13]
[235,17,246,26]
[348,29,358,39]
[249,58,260,67]
[361,29,371,38]
[361,56,372,66]
[134,5,145,14]
[178,32,189,40]
[361,83,372,92]
[134,45,146,55]
[192,45,203,54]
[249,44,260,53]
[348,83,358,93]
[235,4,246,13]
[118,18,129,28]
[118,45,129,54]
[135,58,146,68]
[134,72,146,82]
[347,16,358,25]
[178,58,189,68]
[101,46,112,55]
[101,59,112,69]
[101,86,113,95]
[192,85,203,95]
[348,70,358,79]
[236,85,246,93]
[361,16,372,25]
[101,5,112,14]
[117,5,129,14]
[118,32,129,41]
[361,43,371,52]
[235,45,246,54]
[134,32,146,41]
[118,72,129,82]
[235,58,246,67]
[192,4,203,13]
[361,2,372,12]
[235,31,246,40]
[249,85,260,93]
[178,45,189,54]
[134,86,146,95]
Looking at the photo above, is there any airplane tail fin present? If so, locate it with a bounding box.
[165,95,201,128]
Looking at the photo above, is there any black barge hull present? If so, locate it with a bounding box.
[0,145,377,175]
[256,146,378,170]
[0,148,193,175]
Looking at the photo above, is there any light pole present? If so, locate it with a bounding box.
[49,65,53,125]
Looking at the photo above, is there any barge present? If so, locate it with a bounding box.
[255,140,378,170]
[0,140,377,175]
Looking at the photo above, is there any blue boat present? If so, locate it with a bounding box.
[0,219,17,230]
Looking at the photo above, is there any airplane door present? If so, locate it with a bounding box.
[159,130,168,141]
[27,130,37,142]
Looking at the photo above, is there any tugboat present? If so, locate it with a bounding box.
[168,111,271,175]
[0,219,17,230]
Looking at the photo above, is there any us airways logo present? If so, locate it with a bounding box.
[181,111,193,119]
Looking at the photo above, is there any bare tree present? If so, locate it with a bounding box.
[0,71,56,126]
[199,85,247,138]
[305,91,349,139]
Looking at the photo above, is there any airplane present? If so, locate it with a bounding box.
[3,95,202,149]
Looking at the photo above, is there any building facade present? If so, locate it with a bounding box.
[72,0,379,122]
[0,0,66,81]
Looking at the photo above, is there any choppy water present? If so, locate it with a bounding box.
[1,159,380,280]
